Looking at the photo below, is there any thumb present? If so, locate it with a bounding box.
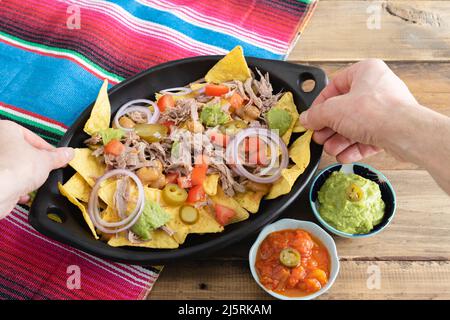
[299,95,346,131]
[45,147,75,170]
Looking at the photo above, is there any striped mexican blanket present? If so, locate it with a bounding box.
[0,0,317,299]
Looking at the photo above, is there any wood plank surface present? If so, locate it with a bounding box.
[150,260,450,300]
[292,1,450,62]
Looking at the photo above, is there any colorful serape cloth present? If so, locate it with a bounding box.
[0,0,317,299]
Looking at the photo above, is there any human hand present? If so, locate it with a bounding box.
[299,59,421,163]
[0,120,74,219]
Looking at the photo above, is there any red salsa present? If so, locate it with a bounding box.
[255,229,330,297]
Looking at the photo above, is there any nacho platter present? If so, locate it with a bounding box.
[29,47,326,264]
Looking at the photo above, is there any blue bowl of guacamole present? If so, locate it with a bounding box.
[309,163,396,238]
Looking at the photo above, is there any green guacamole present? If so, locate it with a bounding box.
[200,103,229,127]
[317,171,385,234]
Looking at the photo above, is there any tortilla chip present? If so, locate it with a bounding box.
[142,187,190,244]
[289,130,313,170]
[293,118,307,133]
[155,92,196,102]
[188,206,224,234]
[210,187,249,224]
[205,46,251,83]
[234,190,265,214]
[63,173,91,203]
[84,79,111,136]
[265,130,313,200]
[69,148,105,187]
[265,165,305,200]
[190,83,206,91]
[108,229,179,249]
[203,174,220,196]
[58,182,99,239]
[273,92,300,145]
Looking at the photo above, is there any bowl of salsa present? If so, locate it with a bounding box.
[249,219,339,300]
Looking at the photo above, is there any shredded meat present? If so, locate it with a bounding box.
[244,78,263,109]
[84,133,102,145]
[114,176,129,218]
[128,110,148,124]
[160,98,196,125]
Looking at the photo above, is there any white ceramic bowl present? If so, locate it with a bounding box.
[248,218,340,300]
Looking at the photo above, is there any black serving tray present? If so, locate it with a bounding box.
[29,56,327,265]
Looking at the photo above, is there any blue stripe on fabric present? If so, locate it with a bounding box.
[0,41,105,126]
[107,0,285,60]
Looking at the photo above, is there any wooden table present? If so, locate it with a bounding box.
[149,1,450,299]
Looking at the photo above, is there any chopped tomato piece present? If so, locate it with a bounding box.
[166,172,179,184]
[157,94,175,112]
[214,204,236,226]
[307,268,328,286]
[177,176,192,189]
[305,278,322,293]
[191,162,208,186]
[205,84,229,96]
[161,121,175,133]
[187,185,206,203]
[104,139,125,156]
[210,131,230,148]
[229,93,244,110]
[245,137,268,165]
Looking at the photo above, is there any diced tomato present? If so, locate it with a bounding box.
[209,131,230,148]
[191,162,208,186]
[166,172,179,184]
[104,139,125,156]
[245,137,268,165]
[229,93,244,110]
[161,121,175,133]
[205,84,229,96]
[305,278,322,293]
[214,204,236,226]
[177,176,192,189]
[187,185,206,203]
[157,94,175,112]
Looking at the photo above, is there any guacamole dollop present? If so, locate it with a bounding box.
[317,171,385,234]
[131,200,170,240]
[266,108,292,136]
[200,103,229,127]
[99,128,124,145]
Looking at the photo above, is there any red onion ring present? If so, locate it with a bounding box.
[113,99,160,131]
[160,87,192,96]
[226,128,289,184]
[88,169,145,234]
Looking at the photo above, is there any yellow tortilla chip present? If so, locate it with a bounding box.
[108,229,179,249]
[143,187,190,244]
[188,206,224,234]
[265,165,305,200]
[289,130,313,170]
[155,92,196,102]
[84,79,111,135]
[210,187,249,224]
[203,174,220,196]
[234,191,265,214]
[205,46,251,83]
[265,130,313,200]
[293,118,307,133]
[63,173,91,203]
[273,92,300,145]
[69,148,105,187]
[190,83,206,91]
[58,182,99,239]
